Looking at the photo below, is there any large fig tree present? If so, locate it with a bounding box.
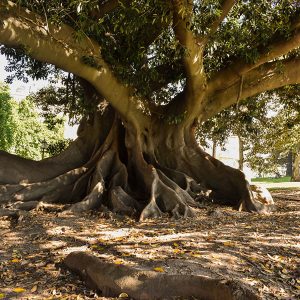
[0,0,299,218]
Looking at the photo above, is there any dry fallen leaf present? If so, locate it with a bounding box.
[31,285,38,293]
[11,258,21,263]
[153,267,164,272]
[223,241,235,247]
[13,287,26,293]
[119,292,129,298]
[191,253,202,258]
[173,249,183,254]
[0,293,5,299]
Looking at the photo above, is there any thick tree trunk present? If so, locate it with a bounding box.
[238,135,244,171]
[292,151,300,182]
[212,140,217,158]
[286,151,293,177]
[0,104,275,218]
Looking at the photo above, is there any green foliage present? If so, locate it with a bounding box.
[0,82,16,150]
[0,87,70,160]
[80,55,102,70]
[165,111,187,125]
[1,0,298,108]
[29,75,91,125]
[199,94,269,149]
[12,97,45,159]
[251,176,291,183]
[201,84,300,176]
[46,139,71,156]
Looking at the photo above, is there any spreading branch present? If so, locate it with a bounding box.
[0,1,147,125]
[203,58,300,120]
[208,21,300,93]
[172,0,205,90]
[203,0,236,43]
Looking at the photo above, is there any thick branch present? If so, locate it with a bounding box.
[203,0,236,42]
[172,0,205,90]
[0,1,147,125]
[208,24,300,94]
[203,58,300,120]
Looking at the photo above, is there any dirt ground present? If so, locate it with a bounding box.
[0,190,299,300]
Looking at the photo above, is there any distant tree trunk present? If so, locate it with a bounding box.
[292,150,300,182]
[212,140,217,158]
[286,151,293,177]
[238,135,244,171]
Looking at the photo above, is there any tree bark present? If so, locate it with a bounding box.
[238,135,244,171]
[212,140,217,158]
[292,150,300,182]
[286,151,293,177]
[0,1,276,218]
[0,100,275,218]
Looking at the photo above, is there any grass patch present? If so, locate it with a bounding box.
[251,176,291,183]
[268,187,300,191]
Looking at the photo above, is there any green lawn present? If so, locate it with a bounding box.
[251,176,291,183]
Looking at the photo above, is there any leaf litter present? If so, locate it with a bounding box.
[0,190,299,299]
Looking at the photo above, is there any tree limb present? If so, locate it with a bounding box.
[171,0,205,89]
[203,58,300,120]
[208,23,300,94]
[203,0,236,43]
[0,1,147,125]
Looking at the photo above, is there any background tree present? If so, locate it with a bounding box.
[246,85,300,180]
[0,82,16,151]
[0,0,299,218]
[200,96,269,171]
[202,84,300,179]
[0,85,69,160]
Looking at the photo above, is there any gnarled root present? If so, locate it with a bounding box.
[0,111,275,219]
[64,251,260,300]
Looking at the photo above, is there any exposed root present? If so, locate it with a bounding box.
[109,186,141,216]
[139,168,196,221]
[69,181,104,213]
[64,251,260,300]
[0,208,30,218]
[0,111,275,219]
[0,167,87,204]
[238,184,275,213]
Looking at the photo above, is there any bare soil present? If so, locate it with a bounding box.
[0,190,299,300]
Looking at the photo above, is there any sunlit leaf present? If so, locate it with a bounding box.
[223,241,235,247]
[153,267,164,272]
[173,249,182,254]
[191,253,201,258]
[119,292,129,298]
[13,287,26,293]
[31,285,38,292]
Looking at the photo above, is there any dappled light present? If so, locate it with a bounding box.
[1,196,299,299]
[1,0,300,299]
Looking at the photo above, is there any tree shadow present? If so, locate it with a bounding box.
[0,197,299,299]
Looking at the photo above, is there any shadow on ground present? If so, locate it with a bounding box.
[0,191,299,299]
